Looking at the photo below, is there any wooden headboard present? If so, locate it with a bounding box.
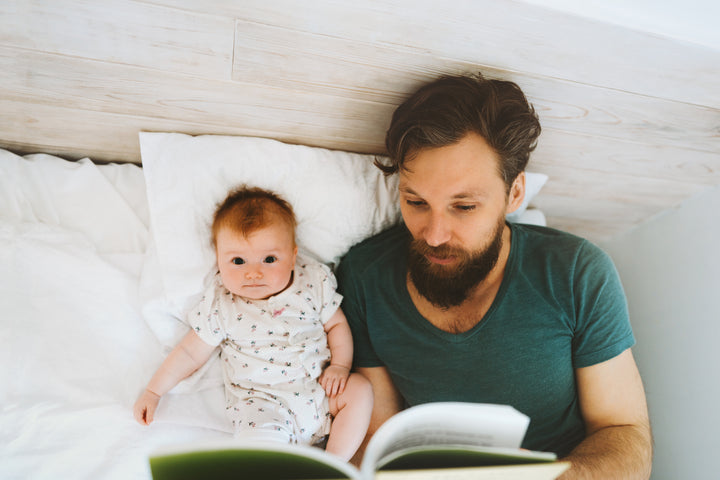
[2,0,719,243]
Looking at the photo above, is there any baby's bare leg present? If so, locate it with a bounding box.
[325,373,374,461]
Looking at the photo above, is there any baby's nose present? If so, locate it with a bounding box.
[245,269,263,279]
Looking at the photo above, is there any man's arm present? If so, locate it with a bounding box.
[560,348,652,479]
[350,366,405,466]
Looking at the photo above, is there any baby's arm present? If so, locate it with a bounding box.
[133,329,217,425]
[319,308,354,397]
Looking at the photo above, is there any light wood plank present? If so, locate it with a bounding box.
[0,96,388,164]
[0,0,234,79]
[2,47,718,187]
[515,78,720,156]
[533,129,720,186]
[529,169,710,242]
[531,195,671,243]
[162,0,720,106]
[0,47,394,155]
[528,162,708,240]
[531,164,706,208]
[232,20,720,154]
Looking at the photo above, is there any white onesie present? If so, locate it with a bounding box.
[188,255,342,445]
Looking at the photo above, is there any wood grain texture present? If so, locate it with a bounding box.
[172,0,720,105]
[1,0,718,243]
[232,20,720,153]
[1,0,234,78]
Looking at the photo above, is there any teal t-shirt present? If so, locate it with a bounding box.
[336,222,635,457]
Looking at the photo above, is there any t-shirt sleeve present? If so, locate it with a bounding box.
[306,260,343,325]
[186,279,226,347]
[336,255,384,368]
[571,241,636,368]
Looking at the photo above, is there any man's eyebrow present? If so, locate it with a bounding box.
[451,191,485,200]
[400,185,485,200]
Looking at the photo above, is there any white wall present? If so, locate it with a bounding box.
[600,185,720,479]
[519,0,720,50]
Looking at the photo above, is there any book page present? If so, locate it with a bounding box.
[374,462,571,480]
[375,445,557,471]
[362,403,530,473]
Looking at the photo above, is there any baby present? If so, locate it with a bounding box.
[134,186,373,460]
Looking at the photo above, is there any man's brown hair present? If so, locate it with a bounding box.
[377,72,541,191]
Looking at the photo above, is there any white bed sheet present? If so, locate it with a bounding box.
[0,151,229,480]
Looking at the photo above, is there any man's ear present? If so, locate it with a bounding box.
[506,172,526,214]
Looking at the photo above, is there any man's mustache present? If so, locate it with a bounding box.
[410,239,469,262]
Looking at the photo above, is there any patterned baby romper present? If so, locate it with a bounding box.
[188,254,342,445]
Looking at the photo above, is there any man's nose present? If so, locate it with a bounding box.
[423,212,451,247]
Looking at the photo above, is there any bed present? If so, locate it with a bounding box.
[0,130,549,478]
[3,2,718,479]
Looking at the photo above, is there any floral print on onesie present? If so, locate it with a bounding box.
[188,254,342,446]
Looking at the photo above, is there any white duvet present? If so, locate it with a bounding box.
[0,152,229,480]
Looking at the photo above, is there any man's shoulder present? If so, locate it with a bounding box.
[511,222,614,273]
[512,222,598,255]
[512,221,583,243]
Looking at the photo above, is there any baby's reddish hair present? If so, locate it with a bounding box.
[211,186,297,247]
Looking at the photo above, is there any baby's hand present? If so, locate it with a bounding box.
[319,364,350,397]
[133,389,161,426]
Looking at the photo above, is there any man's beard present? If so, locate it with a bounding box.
[407,218,505,309]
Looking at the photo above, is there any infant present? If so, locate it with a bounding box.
[134,186,373,460]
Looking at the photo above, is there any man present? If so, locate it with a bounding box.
[336,73,652,478]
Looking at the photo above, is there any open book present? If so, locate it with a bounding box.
[149,402,570,480]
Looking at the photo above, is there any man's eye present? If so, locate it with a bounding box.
[264,256,277,264]
[456,204,476,212]
[232,258,245,265]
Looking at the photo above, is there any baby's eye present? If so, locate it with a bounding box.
[264,256,277,264]
[232,257,245,265]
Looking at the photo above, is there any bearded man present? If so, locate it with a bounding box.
[336,73,652,479]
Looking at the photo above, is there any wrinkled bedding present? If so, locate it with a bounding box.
[0,151,229,480]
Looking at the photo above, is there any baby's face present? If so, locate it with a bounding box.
[215,222,297,300]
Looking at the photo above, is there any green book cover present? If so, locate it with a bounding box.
[149,403,566,480]
[150,442,356,480]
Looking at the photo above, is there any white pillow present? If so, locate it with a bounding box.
[139,133,401,336]
[139,133,547,347]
